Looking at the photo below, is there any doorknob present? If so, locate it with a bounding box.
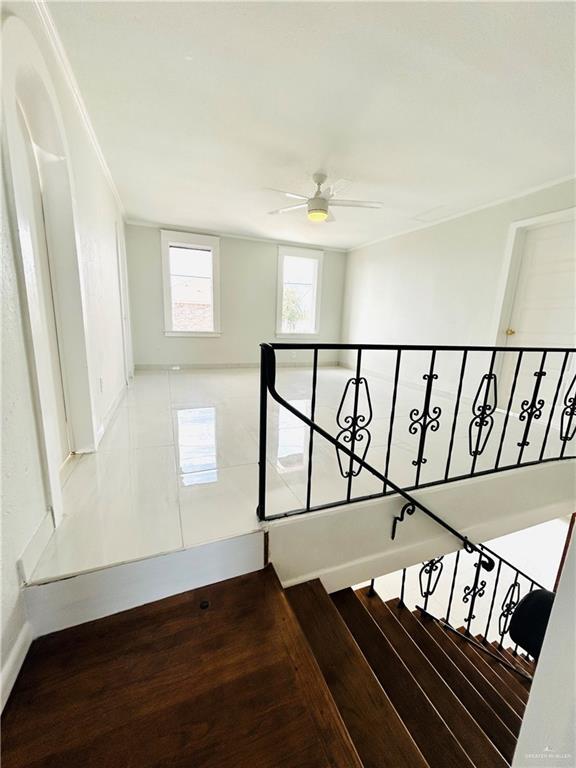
[505,328,516,336]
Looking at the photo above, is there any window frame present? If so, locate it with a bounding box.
[161,229,221,337]
[276,246,323,337]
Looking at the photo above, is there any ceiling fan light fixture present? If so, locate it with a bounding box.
[307,197,328,222]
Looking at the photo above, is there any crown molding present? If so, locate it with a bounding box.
[350,175,576,253]
[124,217,347,253]
[32,0,125,215]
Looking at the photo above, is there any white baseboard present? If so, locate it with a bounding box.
[134,361,340,371]
[1,621,33,712]
[25,531,264,637]
[17,511,54,583]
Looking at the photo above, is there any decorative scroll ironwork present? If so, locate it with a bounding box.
[468,373,498,456]
[499,579,521,638]
[462,559,487,624]
[517,369,547,448]
[391,502,415,540]
[419,556,444,599]
[560,374,576,442]
[409,373,441,467]
[335,376,373,478]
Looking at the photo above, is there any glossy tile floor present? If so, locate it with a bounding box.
[32,365,564,583]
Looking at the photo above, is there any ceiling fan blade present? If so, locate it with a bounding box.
[326,178,350,199]
[330,199,384,209]
[268,203,308,215]
[265,188,308,201]
[325,211,336,222]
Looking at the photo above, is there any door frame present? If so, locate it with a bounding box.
[3,17,97,526]
[493,206,576,348]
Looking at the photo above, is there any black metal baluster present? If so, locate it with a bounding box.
[445,549,460,625]
[445,350,467,481]
[464,551,486,635]
[495,350,523,469]
[498,571,520,648]
[368,578,376,596]
[383,349,401,494]
[517,351,548,464]
[346,349,363,501]
[484,556,502,641]
[560,373,576,457]
[257,346,268,521]
[540,351,569,461]
[411,350,440,487]
[471,351,497,474]
[305,349,319,511]
[400,567,407,606]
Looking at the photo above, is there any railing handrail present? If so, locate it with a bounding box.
[269,342,576,353]
[259,343,496,572]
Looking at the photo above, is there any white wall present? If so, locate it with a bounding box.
[125,223,346,367]
[512,534,575,767]
[341,181,575,372]
[1,3,130,704]
[1,188,48,705]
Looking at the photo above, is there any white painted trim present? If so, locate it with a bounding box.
[492,206,576,347]
[125,217,346,254]
[160,229,221,335]
[1,622,33,712]
[17,511,55,583]
[349,176,575,252]
[276,245,323,336]
[94,380,127,447]
[25,532,264,636]
[134,361,340,370]
[32,0,124,215]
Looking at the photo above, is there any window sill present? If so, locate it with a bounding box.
[164,331,222,338]
[275,332,320,339]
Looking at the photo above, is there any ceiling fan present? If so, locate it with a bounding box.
[267,173,384,223]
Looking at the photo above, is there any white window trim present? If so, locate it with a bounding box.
[161,229,221,337]
[276,246,323,337]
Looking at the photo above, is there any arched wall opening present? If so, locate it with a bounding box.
[3,15,97,525]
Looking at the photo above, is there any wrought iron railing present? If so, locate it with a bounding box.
[257,342,573,677]
[368,539,548,679]
[258,343,575,521]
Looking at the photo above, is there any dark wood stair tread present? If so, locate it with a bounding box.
[287,580,428,768]
[442,626,527,716]
[331,588,474,768]
[414,613,522,737]
[456,629,529,702]
[490,641,534,675]
[356,590,508,768]
[474,636,532,692]
[383,602,516,762]
[2,565,362,768]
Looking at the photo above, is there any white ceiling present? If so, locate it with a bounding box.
[49,1,575,249]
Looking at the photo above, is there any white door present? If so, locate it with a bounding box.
[20,112,71,467]
[501,215,575,451]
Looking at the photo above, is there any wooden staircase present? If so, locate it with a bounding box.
[2,565,533,767]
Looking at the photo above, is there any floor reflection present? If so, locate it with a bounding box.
[177,407,218,486]
[276,400,310,473]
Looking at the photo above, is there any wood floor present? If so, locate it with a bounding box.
[3,565,534,767]
[1,565,360,768]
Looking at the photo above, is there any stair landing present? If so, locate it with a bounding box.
[1,565,360,768]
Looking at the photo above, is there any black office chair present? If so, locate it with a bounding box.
[509,588,555,660]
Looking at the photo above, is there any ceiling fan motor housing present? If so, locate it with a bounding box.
[307,196,329,217]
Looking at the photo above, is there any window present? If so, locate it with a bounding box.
[277,246,323,335]
[161,230,220,335]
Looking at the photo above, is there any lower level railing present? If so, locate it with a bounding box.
[368,539,547,678]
